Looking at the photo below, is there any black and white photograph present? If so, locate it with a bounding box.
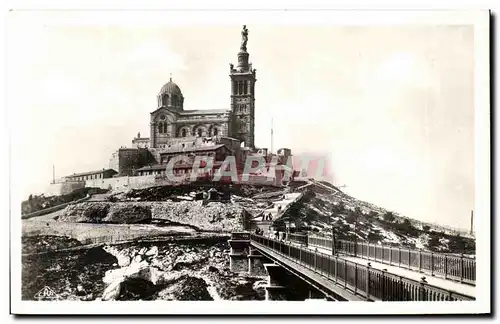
[7,7,490,315]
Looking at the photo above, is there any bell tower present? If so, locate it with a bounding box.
[229,25,256,149]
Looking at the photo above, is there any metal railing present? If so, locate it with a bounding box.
[231,232,250,241]
[250,234,474,301]
[308,235,333,250]
[268,232,475,285]
[332,239,475,285]
[286,233,308,245]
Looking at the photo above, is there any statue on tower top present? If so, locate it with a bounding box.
[240,25,248,52]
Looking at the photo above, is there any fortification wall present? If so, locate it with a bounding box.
[84,173,282,192]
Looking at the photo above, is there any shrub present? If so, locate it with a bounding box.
[383,211,395,223]
[332,201,345,214]
[426,234,442,252]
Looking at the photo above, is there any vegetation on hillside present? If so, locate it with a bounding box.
[280,190,475,255]
[22,187,108,215]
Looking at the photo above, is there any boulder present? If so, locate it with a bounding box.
[104,204,152,223]
[102,279,122,301]
[102,246,131,267]
[132,254,143,264]
[58,203,110,223]
[145,246,158,257]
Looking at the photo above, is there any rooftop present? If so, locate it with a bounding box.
[137,161,224,171]
[179,109,229,116]
[159,144,226,155]
[66,168,117,178]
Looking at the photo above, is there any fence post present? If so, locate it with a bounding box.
[366,262,371,301]
[335,255,338,283]
[418,249,422,272]
[314,248,317,269]
[327,254,331,278]
[444,255,448,279]
[354,263,358,294]
[381,269,387,301]
[419,277,427,301]
[344,260,347,288]
[398,276,404,301]
[430,252,434,276]
[460,254,464,283]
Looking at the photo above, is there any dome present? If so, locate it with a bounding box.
[158,77,184,110]
[159,78,183,97]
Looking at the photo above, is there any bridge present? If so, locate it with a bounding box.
[228,232,475,301]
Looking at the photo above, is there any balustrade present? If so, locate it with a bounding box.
[249,234,474,301]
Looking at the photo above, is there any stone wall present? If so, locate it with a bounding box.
[84,173,282,192]
[22,219,194,244]
[84,175,164,191]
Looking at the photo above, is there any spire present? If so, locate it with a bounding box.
[169,73,172,82]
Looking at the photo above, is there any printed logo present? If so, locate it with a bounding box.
[34,286,60,301]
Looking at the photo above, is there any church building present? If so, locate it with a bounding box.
[105,26,292,180]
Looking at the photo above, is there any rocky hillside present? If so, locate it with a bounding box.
[278,190,475,255]
[22,238,267,301]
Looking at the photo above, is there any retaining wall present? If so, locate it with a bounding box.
[83,174,282,192]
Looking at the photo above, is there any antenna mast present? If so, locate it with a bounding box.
[52,164,55,184]
[270,117,274,155]
[470,209,474,236]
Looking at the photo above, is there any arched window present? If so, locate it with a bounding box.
[158,122,164,134]
[182,129,187,137]
[197,128,203,137]
[162,94,169,107]
[244,81,248,94]
[213,128,218,136]
[172,95,178,106]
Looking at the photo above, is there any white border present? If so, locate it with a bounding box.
[6,8,490,315]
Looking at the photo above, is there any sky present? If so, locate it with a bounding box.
[6,19,475,229]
